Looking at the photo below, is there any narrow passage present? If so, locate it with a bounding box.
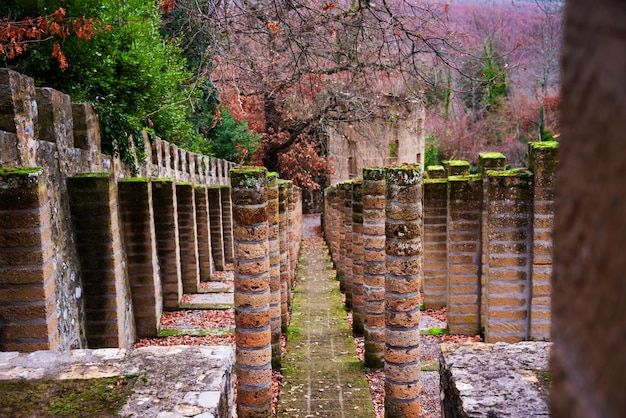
[277,214,375,417]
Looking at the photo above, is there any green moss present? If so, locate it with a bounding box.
[479,152,506,160]
[71,172,111,179]
[0,167,43,176]
[423,178,448,184]
[426,165,445,171]
[420,327,449,336]
[119,177,148,183]
[447,175,470,182]
[267,171,279,180]
[529,141,559,150]
[487,168,533,178]
[0,376,137,417]
[420,361,440,372]
[151,178,174,183]
[448,160,470,167]
[176,181,193,186]
[363,167,386,181]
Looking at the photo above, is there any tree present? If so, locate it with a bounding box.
[201,0,457,188]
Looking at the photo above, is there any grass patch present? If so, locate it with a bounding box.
[421,361,440,372]
[0,376,137,417]
[420,327,449,336]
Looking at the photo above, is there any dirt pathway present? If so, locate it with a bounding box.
[277,214,375,417]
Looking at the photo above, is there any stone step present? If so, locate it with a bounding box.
[180,292,234,310]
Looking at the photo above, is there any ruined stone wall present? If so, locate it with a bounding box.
[326,97,425,185]
[0,69,237,352]
[324,142,557,345]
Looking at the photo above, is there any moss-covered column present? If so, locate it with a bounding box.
[343,181,354,309]
[0,167,59,352]
[446,162,482,335]
[231,167,272,418]
[152,179,183,309]
[194,185,215,280]
[478,153,506,329]
[362,168,386,369]
[267,173,282,369]
[220,185,235,265]
[528,141,558,341]
[118,178,162,338]
[384,165,423,417]
[485,170,533,343]
[278,180,290,332]
[68,173,135,348]
[351,180,365,335]
[176,182,200,294]
[422,166,448,309]
[208,186,225,272]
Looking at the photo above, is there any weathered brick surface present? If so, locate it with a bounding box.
[351,180,365,335]
[447,172,481,335]
[231,167,271,418]
[341,182,354,309]
[176,183,200,294]
[208,186,225,272]
[194,185,214,280]
[485,170,532,343]
[152,179,182,310]
[423,170,447,308]
[384,165,422,417]
[67,174,135,348]
[278,180,290,332]
[266,173,282,369]
[362,167,386,369]
[220,186,235,264]
[118,179,162,338]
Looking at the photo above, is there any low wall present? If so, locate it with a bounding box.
[324,142,557,345]
[0,68,237,352]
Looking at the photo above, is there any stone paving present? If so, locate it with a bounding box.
[277,228,375,417]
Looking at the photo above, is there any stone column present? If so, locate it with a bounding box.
[343,182,354,309]
[485,170,533,343]
[478,153,506,328]
[267,173,282,369]
[152,179,182,310]
[384,165,423,418]
[118,178,162,338]
[67,173,135,348]
[446,162,482,335]
[176,182,200,294]
[194,185,214,281]
[220,185,235,265]
[208,186,225,272]
[231,167,272,418]
[422,166,448,309]
[285,181,295,291]
[362,167,386,369]
[528,142,557,341]
[278,180,290,332]
[0,167,59,352]
[351,180,365,335]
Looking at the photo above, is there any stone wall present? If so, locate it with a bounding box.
[324,142,557,345]
[0,69,238,352]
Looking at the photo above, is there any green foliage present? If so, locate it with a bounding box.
[424,134,440,168]
[186,107,261,164]
[482,42,507,112]
[459,41,508,114]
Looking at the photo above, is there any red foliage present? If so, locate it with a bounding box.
[0,7,101,69]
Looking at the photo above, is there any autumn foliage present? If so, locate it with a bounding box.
[0,7,106,69]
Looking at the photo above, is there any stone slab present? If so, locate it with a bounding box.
[181,292,234,309]
[0,345,235,418]
[440,341,551,417]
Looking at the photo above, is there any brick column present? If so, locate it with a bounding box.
[422,166,448,309]
[528,142,558,341]
[177,183,200,294]
[208,186,225,272]
[339,181,354,307]
[478,153,506,329]
[362,167,386,369]
[446,162,482,335]
[0,167,59,352]
[267,173,282,369]
[278,180,290,332]
[231,167,271,418]
[351,180,365,335]
[195,185,214,281]
[220,186,235,265]
[384,165,423,418]
[485,170,533,343]
[285,181,295,290]
[118,179,162,338]
[152,179,182,310]
[67,173,135,348]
